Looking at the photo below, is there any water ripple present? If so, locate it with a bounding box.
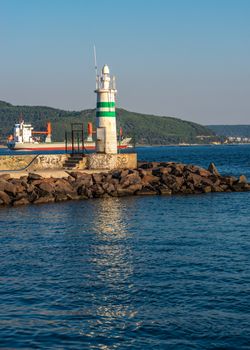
[0,145,250,348]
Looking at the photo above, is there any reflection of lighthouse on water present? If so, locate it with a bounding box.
[89,197,138,332]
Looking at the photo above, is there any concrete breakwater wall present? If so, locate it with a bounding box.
[0,153,137,171]
[0,155,35,170]
[0,161,249,207]
[0,154,69,171]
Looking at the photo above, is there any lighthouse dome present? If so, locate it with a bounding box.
[102,64,110,75]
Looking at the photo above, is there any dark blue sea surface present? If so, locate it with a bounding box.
[0,145,250,349]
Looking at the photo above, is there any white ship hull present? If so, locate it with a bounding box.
[7,138,132,151]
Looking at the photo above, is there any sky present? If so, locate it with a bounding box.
[0,0,250,125]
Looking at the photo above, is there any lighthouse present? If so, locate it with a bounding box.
[95,64,117,154]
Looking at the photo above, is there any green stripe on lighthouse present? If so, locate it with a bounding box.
[96,111,116,117]
[97,102,115,108]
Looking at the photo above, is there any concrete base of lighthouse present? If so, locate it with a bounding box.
[77,153,137,170]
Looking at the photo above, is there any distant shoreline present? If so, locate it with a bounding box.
[135,142,250,147]
[1,143,250,151]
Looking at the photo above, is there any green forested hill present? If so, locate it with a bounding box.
[208,125,250,138]
[0,101,214,144]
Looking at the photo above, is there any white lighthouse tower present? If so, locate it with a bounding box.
[95,64,117,154]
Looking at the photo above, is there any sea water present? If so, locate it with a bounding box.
[0,145,250,349]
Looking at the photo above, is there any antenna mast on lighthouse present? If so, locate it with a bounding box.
[93,45,98,89]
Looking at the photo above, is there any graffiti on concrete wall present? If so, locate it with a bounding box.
[88,154,130,170]
[34,155,68,169]
[117,156,129,168]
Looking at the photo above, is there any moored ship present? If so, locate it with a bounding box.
[7,120,131,151]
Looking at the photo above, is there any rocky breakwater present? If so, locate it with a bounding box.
[0,162,249,207]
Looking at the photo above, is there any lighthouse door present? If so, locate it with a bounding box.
[96,127,106,153]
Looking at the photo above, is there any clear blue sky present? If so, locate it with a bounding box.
[0,0,249,124]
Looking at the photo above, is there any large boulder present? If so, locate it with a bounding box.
[159,167,172,175]
[198,168,211,177]
[231,181,250,192]
[28,173,43,181]
[151,167,162,176]
[0,180,8,192]
[72,176,93,190]
[117,187,136,196]
[66,193,83,200]
[244,184,250,191]
[172,164,184,176]
[26,183,36,193]
[138,169,152,177]
[120,173,141,188]
[91,184,105,197]
[67,171,82,179]
[0,191,11,205]
[14,191,28,201]
[162,174,183,192]
[186,182,195,192]
[0,180,17,196]
[120,169,129,178]
[220,176,237,187]
[185,173,202,187]
[38,182,55,195]
[104,173,113,182]
[141,174,160,186]
[112,170,121,179]
[184,165,201,173]
[92,173,104,184]
[182,188,194,194]
[0,174,11,180]
[28,179,44,187]
[138,162,159,169]
[201,177,214,187]
[54,193,68,202]
[34,195,55,204]
[239,175,247,184]
[104,183,116,194]
[208,163,220,176]
[211,185,224,192]
[78,186,93,199]
[11,180,27,194]
[202,186,212,193]
[13,197,30,206]
[127,183,142,193]
[28,190,40,203]
[54,179,74,194]
[159,186,172,195]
